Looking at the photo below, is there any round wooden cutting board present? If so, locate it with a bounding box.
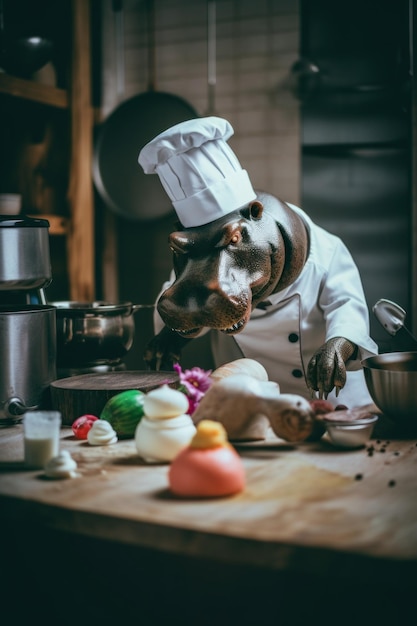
[50,371,180,425]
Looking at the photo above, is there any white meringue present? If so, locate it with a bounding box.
[87,419,118,446]
[135,413,196,463]
[143,385,189,419]
[136,385,196,462]
[44,449,78,479]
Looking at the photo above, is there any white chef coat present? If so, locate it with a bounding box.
[154,203,378,408]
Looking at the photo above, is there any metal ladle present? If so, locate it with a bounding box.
[373,299,417,347]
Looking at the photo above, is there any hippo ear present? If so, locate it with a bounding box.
[248,201,264,220]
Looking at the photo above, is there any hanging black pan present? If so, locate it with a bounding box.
[93,0,198,221]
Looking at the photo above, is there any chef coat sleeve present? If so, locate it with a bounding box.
[319,240,378,368]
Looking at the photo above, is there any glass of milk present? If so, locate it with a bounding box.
[24,411,62,469]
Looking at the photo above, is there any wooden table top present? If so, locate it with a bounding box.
[1,417,417,583]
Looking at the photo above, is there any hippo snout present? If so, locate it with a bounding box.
[157,284,251,337]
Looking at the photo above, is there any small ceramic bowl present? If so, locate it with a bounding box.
[0,193,21,215]
[324,415,379,449]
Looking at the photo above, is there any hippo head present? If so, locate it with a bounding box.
[157,193,309,339]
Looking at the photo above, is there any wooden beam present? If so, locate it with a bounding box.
[67,0,95,301]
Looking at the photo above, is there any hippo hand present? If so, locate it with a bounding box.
[144,327,190,371]
[306,337,357,399]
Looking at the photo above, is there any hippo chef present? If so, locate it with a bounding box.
[138,116,378,407]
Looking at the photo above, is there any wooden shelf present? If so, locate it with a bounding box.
[0,73,102,122]
[27,214,70,236]
[0,0,95,301]
[0,73,69,108]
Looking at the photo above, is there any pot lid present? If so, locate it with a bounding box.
[0,216,50,228]
[0,305,56,313]
[50,301,135,315]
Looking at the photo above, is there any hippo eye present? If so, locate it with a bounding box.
[230,232,241,245]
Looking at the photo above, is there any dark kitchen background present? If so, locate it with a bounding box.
[1,0,416,369]
[299,0,413,354]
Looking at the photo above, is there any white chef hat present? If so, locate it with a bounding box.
[138,116,256,227]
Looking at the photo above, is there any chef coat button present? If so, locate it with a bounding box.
[292,369,303,378]
[288,333,299,343]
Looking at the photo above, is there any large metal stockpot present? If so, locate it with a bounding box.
[51,301,153,368]
[0,305,56,423]
[0,216,52,290]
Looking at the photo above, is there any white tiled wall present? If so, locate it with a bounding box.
[101,0,301,205]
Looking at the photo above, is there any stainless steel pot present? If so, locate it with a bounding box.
[0,305,56,423]
[51,301,154,368]
[0,216,52,291]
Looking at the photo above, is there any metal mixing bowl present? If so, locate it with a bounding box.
[362,352,417,431]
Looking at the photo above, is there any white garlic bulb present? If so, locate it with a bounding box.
[210,358,269,382]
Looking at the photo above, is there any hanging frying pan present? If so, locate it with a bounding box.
[93,0,198,221]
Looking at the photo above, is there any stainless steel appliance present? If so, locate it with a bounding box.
[0,305,56,421]
[0,215,52,305]
[0,216,56,423]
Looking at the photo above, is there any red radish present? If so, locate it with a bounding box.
[72,414,99,440]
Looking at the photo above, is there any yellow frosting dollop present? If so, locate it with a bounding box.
[190,420,228,449]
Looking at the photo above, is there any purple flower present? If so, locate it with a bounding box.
[173,363,213,414]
